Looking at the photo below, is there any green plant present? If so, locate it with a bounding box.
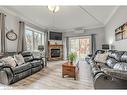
[68,52,77,63]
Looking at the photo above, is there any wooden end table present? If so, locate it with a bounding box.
[62,62,78,80]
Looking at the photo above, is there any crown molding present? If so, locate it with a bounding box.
[63,25,104,32]
[0,6,110,32]
[0,6,47,32]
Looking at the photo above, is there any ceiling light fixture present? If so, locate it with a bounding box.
[48,6,60,13]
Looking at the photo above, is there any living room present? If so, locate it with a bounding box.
[1,0,127,95]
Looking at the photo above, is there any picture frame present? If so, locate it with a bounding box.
[115,22,127,41]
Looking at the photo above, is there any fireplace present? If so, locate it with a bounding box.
[48,45,63,61]
[51,49,60,57]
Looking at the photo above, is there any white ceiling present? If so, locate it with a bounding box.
[3,6,118,32]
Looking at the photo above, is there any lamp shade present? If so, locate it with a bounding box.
[38,45,44,51]
[102,44,109,50]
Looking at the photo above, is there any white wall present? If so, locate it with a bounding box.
[5,13,19,52]
[0,11,20,52]
[105,6,127,51]
[0,9,46,52]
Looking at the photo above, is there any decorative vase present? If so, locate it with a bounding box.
[70,61,73,65]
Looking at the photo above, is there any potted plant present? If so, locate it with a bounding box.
[68,52,77,64]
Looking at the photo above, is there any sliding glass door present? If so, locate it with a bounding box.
[69,36,91,60]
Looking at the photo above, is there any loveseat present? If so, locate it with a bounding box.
[0,51,44,85]
[87,50,127,89]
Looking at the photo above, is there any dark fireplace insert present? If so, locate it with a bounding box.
[51,49,60,57]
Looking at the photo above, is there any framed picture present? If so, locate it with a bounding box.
[115,22,127,41]
[123,23,127,39]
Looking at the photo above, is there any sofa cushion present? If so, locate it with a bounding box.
[92,50,105,60]
[102,67,127,80]
[108,51,124,61]
[30,60,42,67]
[12,62,32,74]
[94,53,108,63]
[121,52,127,62]
[14,54,25,65]
[21,52,33,57]
[23,56,34,62]
[1,56,17,67]
[113,62,127,71]
[106,58,117,68]
[102,67,122,79]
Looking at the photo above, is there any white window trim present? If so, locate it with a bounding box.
[25,27,45,51]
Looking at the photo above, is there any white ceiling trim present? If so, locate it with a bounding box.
[104,6,119,25]
[63,25,104,32]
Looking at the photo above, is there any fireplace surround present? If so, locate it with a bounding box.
[48,45,63,61]
[51,49,60,57]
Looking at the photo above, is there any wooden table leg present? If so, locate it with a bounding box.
[62,74,64,78]
[74,75,76,80]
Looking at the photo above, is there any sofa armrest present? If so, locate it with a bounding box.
[0,63,12,69]
[0,64,14,85]
[94,72,112,89]
[33,57,42,60]
[94,71,127,89]
[87,54,93,57]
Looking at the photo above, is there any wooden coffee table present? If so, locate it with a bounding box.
[62,62,78,80]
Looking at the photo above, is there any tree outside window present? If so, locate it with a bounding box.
[25,27,45,51]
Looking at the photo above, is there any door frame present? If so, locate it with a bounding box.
[68,35,91,59]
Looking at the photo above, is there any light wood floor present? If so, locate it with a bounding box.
[0,60,94,89]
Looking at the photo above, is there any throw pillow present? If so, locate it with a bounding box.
[1,56,17,67]
[113,62,127,71]
[14,54,25,66]
[106,58,117,68]
[94,53,108,63]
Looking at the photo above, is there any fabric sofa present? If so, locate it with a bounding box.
[0,52,44,85]
[87,50,127,89]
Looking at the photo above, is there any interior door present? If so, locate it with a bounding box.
[69,36,91,60]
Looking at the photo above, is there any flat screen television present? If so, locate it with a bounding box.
[49,31,62,40]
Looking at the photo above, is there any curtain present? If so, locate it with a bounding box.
[0,13,6,53]
[66,37,69,59]
[44,31,48,58]
[17,21,26,53]
[44,31,48,66]
[91,34,96,54]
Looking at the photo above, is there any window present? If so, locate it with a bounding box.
[25,29,33,51]
[69,36,91,60]
[34,32,41,50]
[25,27,45,51]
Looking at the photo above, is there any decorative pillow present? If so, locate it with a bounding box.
[120,52,127,62]
[108,51,124,61]
[113,62,127,71]
[94,53,108,63]
[14,54,25,65]
[106,58,117,68]
[1,56,17,67]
